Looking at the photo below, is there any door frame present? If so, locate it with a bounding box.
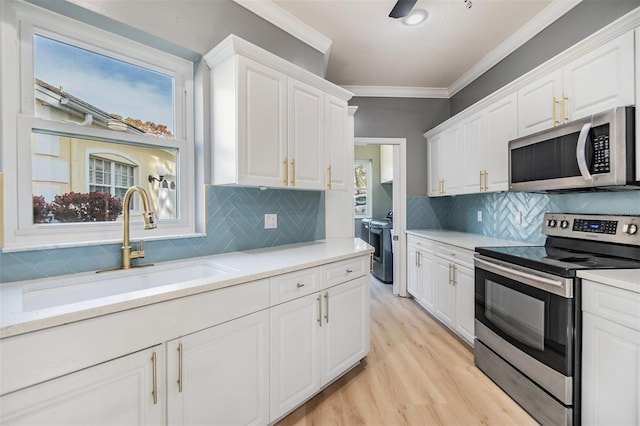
[354,137,407,297]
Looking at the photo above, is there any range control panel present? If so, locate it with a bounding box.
[542,213,640,245]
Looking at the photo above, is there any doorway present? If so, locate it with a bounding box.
[354,137,407,297]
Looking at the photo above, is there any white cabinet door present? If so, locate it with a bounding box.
[407,245,420,298]
[0,346,164,426]
[517,69,563,137]
[441,125,461,195]
[167,310,269,426]
[435,258,456,328]
[483,93,517,192]
[321,276,370,386]
[454,265,475,345]
[563,31,635,121]
[461,113,483,194]
[582,312,640,426]
[237,56,288,188]
[325,94,351,191]
[270,292,321,422]
[420,252,436,312]
[427,134,442,197]
[288,78,325,190]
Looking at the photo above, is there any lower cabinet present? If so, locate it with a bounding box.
[167,310,270,426]
[0,346,165,425]
[406,235,475,346]
[582,280,640,426]
[270,275,369,423]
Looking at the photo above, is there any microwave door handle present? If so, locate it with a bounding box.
[576,122,592,180]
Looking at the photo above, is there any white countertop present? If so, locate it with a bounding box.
[406,229,530,251]
[0,238,373,339]
[578,269,640,294]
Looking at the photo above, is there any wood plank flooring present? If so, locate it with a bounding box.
[277,277,537,426]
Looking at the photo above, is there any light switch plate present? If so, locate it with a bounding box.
[477,210,483,222]
[264,214,277,229]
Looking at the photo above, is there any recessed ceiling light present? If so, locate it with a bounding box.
[402,9,428,26]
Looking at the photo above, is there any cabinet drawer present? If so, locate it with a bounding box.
[582,280,640,332]
[436,242,474,268]
[323,256,368,289]
[407,236,435,253]
[271,267,321,305]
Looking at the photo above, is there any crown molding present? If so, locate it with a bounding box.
[232,0,332,55]
[448,0,583,96]
[343,85,450,99]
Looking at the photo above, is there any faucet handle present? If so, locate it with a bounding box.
[130,240,145,260]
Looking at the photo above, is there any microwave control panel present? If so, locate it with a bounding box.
[591,134,610,174]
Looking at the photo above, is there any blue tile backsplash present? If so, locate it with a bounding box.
[408,190,640,245]
[3,185,638,283]
[0,186,325,283]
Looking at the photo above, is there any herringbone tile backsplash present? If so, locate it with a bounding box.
[0,186,325,283]
[408,190,640,244]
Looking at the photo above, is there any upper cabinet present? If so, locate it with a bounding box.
[425,25,637,197]
[518,31,635,137]
[380,144,393,184]
[205,35,353,191]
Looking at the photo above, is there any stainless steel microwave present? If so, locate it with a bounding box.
[509,106,637,192]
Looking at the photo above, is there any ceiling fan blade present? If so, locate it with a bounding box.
[389,0,417,18]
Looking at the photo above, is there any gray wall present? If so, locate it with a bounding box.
[349,97,450,196]
[451,0,639,114]
[30,0,326,76]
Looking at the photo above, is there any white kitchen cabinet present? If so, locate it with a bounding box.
[212,55,288,187]
[434,258,456,328]
[582,279,640,426]
[167,310,269,426]
[325,95,351,191]
[288,78,325,190]
[380,144,393,184]
[482,93,517,192]
[454,265,475,344]
[407,236,435,311]
[518,31,634,137]
[635,28,640,182]
[461,112,484,194]
[406,234,476,346]
[427,133,442,197]
[0,346,164,425]
[206,35,353,190]
[270,274,369,423]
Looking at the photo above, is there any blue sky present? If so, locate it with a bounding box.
[34,35,174,132]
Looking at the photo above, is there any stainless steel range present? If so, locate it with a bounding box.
[473,213,640,426]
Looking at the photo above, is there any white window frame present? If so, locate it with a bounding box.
[354,159,372,219]
[87,152,139,211]
[1,0,199,251]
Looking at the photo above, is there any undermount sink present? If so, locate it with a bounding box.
[21,260,235,312]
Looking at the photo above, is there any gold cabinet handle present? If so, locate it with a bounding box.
[296,282,304,288]
[283,157,288,185]
[479,171,483,191]
[370,253,374,273]
[562,94,568,123]
[452,265,457,285]
[552,97,560,126]
[324,292,329,323]
[151,352,158,405]
[484,170,488,192]
[442,179,446,195]
[290,159,296,187]
[327,165,332,189]
[317,294,322,326]
[177,343,183,393]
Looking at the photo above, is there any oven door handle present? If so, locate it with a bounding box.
[576,122,592,181]
[474,257,572,298]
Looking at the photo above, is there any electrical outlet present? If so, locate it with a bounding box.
[515,211,523,224]
[264,214,277,229]
[477,210,483,222]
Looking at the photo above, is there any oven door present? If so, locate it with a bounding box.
[474,256,575,404]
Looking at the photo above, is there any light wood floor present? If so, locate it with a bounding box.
[277,277,537,426]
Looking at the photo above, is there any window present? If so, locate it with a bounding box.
[1,1,198,250]
[354,160,372,218]
[89,156,136,207]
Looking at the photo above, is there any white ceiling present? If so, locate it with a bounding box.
[239,0,581,96]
